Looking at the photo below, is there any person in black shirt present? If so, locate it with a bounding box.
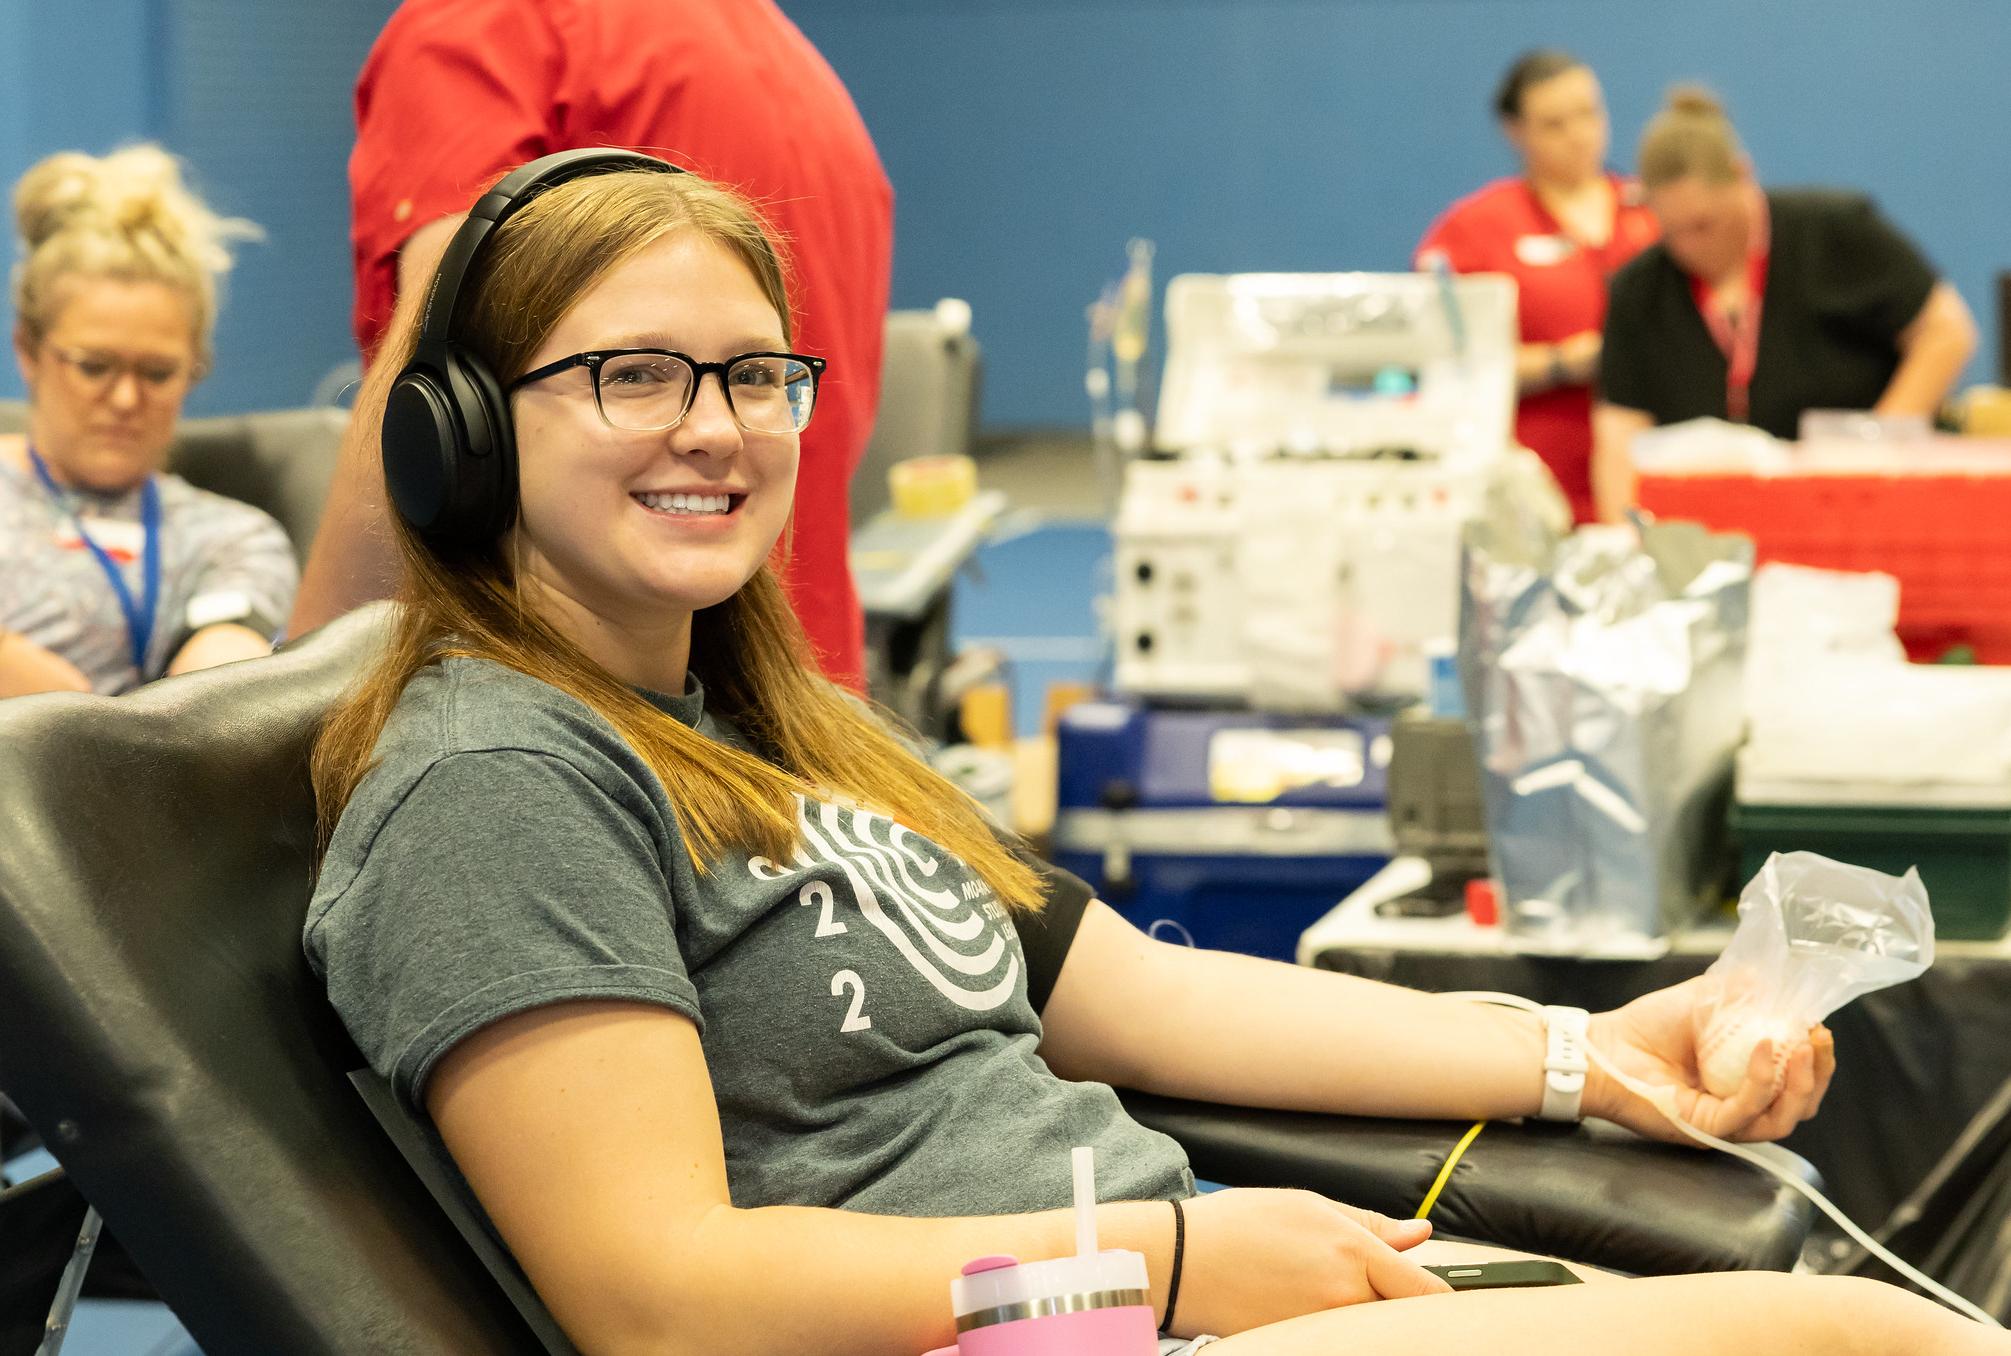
[1592,88,1976,520]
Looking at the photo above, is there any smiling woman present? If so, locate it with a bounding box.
[0,144,297,695]
[300,155,2001,1356]
[503,234,815,686]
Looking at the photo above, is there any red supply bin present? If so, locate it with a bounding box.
[1639,468,2011,662]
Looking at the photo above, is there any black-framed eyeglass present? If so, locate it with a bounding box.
[508,348,826,435]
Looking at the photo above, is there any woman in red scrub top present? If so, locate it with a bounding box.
[1417,50,1659,522]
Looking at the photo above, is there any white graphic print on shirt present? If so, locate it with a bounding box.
[748,796,1021,1028]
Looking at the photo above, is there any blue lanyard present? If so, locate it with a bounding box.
[28,444,163,674]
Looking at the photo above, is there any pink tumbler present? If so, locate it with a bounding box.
[921,1250,1159,1356]
[919,1147,1161,1356]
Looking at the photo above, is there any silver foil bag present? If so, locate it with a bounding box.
[1459,519,1752,948]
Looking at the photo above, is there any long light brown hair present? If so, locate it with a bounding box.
[311,168,1043,913]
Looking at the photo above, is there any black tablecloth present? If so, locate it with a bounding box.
[1309,944,2011,1230]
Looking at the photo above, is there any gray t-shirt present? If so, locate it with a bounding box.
[0,458,298,693]
[305,657,1193,1217]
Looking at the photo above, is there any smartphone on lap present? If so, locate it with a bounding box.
[1425,1261,1584,1290]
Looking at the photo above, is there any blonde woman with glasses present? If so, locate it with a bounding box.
[0,144,296,696]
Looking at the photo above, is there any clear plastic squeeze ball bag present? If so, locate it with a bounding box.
[1694,852,1934,1097]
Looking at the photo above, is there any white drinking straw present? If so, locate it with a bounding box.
[1071,1145,1098,1257]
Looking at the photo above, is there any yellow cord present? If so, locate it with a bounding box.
[1414,1120,1487,1221]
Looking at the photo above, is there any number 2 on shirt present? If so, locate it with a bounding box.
[799,880,847,937]
[830,970,873,1032]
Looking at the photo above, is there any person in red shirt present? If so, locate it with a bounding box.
[1416,50,1658,522]
[290,0,893,688]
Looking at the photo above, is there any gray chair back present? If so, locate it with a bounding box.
[166,407,346,559]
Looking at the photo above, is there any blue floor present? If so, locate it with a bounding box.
[58,1301,197,1356]
[952,515,1112,737]
[6,1146,202,1356]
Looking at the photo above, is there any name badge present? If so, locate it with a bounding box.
[186,589,253,631]
[1514,233,1575,267]
[54,516,146,561]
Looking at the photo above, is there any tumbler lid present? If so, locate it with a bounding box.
[949,1249,1151,1331]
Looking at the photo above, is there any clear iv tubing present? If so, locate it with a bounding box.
[1444,990,1999,1327]
[1425,252,1467,361]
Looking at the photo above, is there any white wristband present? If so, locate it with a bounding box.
[1538,1005,1590,1122]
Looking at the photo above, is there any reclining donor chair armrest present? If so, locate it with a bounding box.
[1115,1090,1818,1275]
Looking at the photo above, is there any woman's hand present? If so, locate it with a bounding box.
[1170,1188,1451,1337]
[1556,329,1602,385]
[1584,978,1837,1145]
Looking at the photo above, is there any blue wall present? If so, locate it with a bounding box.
[0,0,394,415]
[789,0,2007,429]
[0,2,158,404]
[157,1,399,415]
[0,2,2000,428]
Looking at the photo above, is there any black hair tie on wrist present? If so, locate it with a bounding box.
[1164,1197,1187,1333]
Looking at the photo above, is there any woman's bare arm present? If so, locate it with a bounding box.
[1036,903,1830,1143]
[1036,903,1551,1122]
[426,999,1184,1356]
[1875,280,1978,420]
[0,629,92,696]
[166,622,271,675]
[1591,401,1653,521]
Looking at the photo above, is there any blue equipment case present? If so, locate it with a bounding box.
[1052,701,1394,961]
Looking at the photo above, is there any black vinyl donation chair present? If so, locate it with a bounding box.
[0,606,1817,1354]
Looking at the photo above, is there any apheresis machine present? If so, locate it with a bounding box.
[1110,269,1562,710]
[1057,269,1565,961]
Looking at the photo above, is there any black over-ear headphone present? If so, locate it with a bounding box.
[382,148,684,549]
